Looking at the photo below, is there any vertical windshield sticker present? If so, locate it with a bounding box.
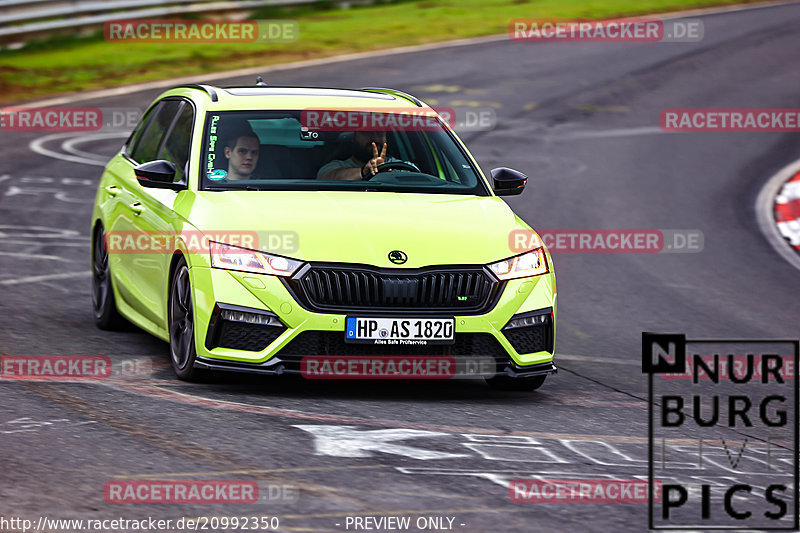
[206,115,220,179]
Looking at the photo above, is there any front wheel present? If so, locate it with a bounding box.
[485,374,546,391]
[168,258,199,380]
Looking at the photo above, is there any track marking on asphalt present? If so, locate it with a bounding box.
[413,84,462,93]
[21,383,374,510]
[106,376,654,443]
[0,240,86,247]
[115,465,389,479]
[294,425,469,460]
[0,251,68,261]
[557,353,638,366]
[3,353,646,435]
[447,100,502,108]
[547,126,666,140]
[755,157,800,272]
[29,132,127,167]
[0,417,96,434]
[570,104,630,113]
[0,270,90,285]
[62,134,118,162]
[0,225,88,239]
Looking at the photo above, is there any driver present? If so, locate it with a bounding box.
[223,126,260,180]
[316,131,416,180]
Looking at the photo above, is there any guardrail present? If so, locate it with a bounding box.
[0,0,332,43]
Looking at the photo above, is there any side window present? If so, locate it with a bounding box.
[130,100,181,163]
[158,103,194,183]
[125,105,157,156]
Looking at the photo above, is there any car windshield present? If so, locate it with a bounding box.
[200,110,489,195]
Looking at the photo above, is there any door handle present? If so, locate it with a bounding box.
[128,202,144,215]
[104,185,120,197]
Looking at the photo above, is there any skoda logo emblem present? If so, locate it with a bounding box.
[388,250,407,265]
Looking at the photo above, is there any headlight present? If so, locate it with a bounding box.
[488,248,548,280]
[209,241,303,277]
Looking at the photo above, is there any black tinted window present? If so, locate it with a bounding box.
[126,105,157,156]
[130,100,181,163]
[158,103,194,182]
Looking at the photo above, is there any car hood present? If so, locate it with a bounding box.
[184,191,529,268]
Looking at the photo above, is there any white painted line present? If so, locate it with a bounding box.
[0,251,68,261]
[755,159,800,272]
[557,354,639,366]
[549,126,666,141]
[0,240,87,247]
[14,0,798,108]
[0,225,87,239]
[294,425,468,460]
[0,270,90,285]
[61,135,117,162]
[29,133,112,167]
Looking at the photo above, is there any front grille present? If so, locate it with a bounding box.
[275,331,505,357]
[284,264,502,314]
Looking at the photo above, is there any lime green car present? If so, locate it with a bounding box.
[91,83,556,390]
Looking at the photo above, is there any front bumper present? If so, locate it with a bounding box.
[188,265,557,377]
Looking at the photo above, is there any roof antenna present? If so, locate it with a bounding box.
[255,76,267,87]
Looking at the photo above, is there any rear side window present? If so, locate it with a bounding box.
[130,100,181,163]
[158,103,194,182]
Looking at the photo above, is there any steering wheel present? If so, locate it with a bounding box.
[362,161,419,180]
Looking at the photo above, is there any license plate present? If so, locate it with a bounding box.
[345,317,455,345]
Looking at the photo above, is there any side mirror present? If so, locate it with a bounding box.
[135,160,183,190]
[491,167,527,196]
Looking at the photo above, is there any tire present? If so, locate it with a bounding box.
[168,257,200,381]
[92,224,127,330]
[485,374,547,391]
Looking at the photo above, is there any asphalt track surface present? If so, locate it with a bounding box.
[2,3,800,532]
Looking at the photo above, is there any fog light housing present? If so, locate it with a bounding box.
[502,308,553,355]
[206,303,286,352]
